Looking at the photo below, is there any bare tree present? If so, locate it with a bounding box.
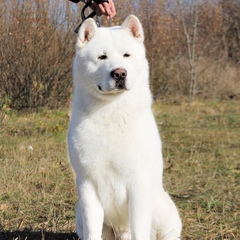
[0,0,76,109]
[177,0,199,104]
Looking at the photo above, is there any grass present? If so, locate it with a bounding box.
[0,101,239,239]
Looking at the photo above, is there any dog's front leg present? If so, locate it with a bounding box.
[128,182,153,240]
[77,179,104,240]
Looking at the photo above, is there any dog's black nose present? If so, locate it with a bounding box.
[110,68,127,90]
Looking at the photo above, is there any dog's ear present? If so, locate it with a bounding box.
[121,15,144,43]
[77,18,98,48]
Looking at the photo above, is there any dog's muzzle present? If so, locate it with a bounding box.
[97,68,128,94]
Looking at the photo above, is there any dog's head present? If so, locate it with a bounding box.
[73,15,148,99]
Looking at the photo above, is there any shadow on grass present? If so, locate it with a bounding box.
[0,229,79,240]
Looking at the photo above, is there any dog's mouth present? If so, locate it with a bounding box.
[97,85,127,94]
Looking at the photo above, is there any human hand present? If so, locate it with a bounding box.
[90,0,116,20]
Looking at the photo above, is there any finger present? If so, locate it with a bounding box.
[98,3,107,15]
[91,1,105,16]
[111,7,116,17]
[101,2,112,16]
[108,0,116,17]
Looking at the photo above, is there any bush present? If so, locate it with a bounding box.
[0,0,240,110]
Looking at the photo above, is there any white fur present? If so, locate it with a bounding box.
[68,15,182,240]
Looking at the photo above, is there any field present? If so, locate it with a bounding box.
[0,100,239,240]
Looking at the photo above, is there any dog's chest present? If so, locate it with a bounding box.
[76,108,131,153]
[75,114,131,224]
[71,106,157,174]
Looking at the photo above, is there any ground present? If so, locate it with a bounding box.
[0,100,239,240]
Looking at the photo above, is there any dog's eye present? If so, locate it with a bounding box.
[123,53,131,58]
[98,55,108,60]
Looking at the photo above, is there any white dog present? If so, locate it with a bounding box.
[68,15,182,240]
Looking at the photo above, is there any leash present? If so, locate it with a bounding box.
[74,0,109,34]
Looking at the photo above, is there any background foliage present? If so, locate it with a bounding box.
[0,0,240,109]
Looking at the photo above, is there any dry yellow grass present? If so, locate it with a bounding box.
[0,101,240,239]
